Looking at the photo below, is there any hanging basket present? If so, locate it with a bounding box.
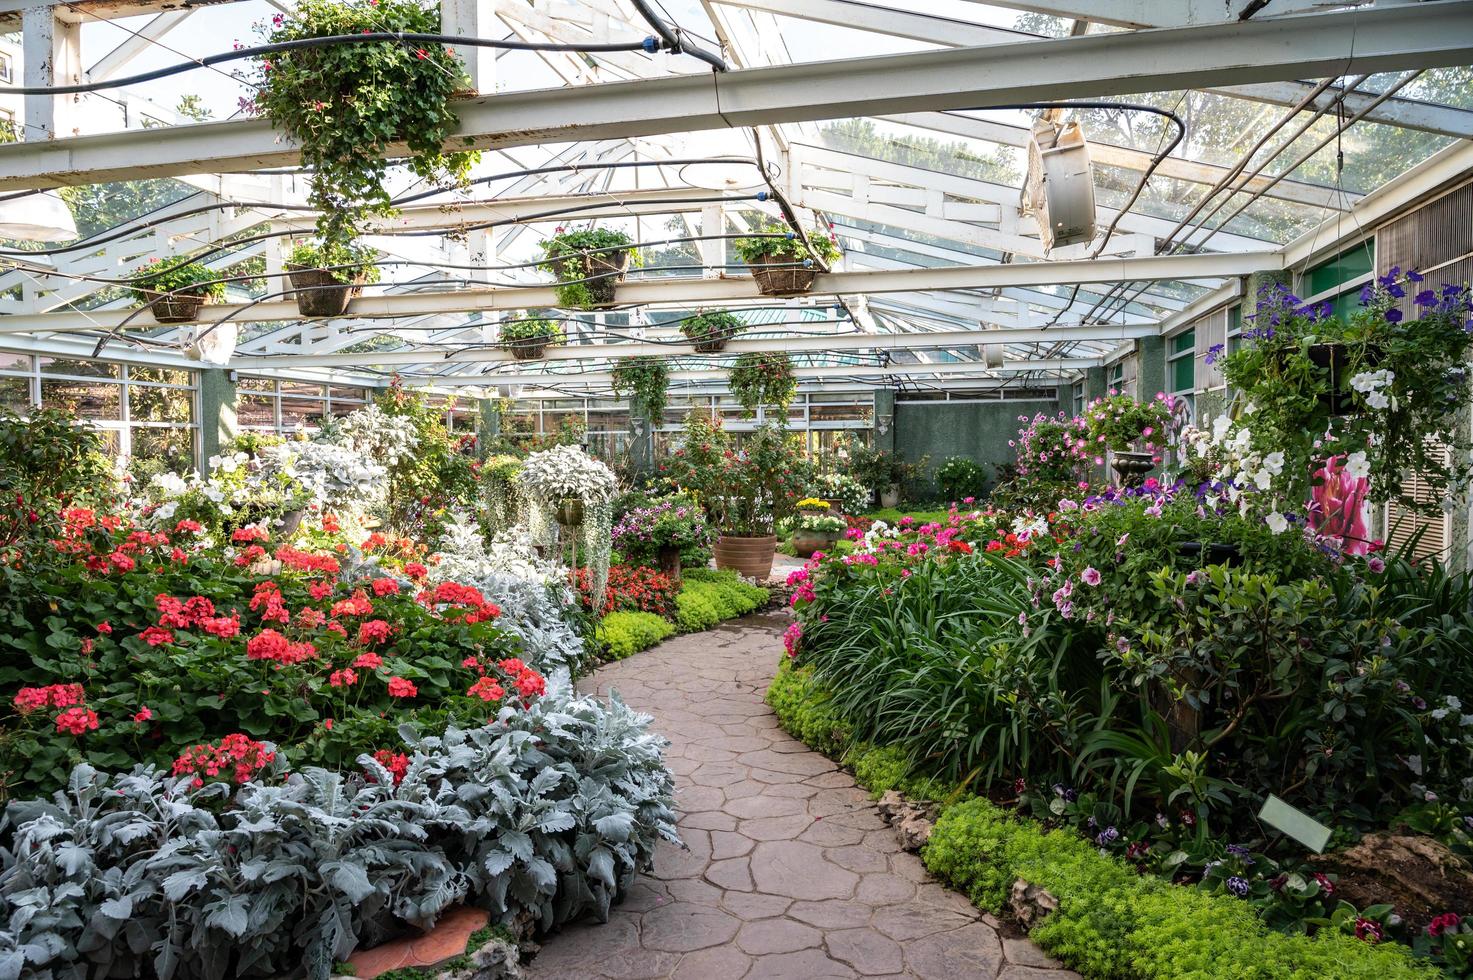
[577,249,630,306]
[1306,343,1383,416]
[749,254,817,296]
[554,497,585,528]
[287,265,363,318]
[506,337,553,361]
[690,326,741,353]
[141,290,207,324]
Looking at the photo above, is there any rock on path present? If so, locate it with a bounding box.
[527,613,1078,980]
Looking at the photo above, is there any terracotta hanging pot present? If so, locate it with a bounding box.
[714,534,777,581]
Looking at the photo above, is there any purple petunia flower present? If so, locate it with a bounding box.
[1385,308,1403,323]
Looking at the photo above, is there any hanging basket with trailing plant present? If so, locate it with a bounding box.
[500,316,565,361]
[729,352,798,420]
[733,222,840,297]
[611,356,671,423]
[286,239,382,317]
[248,0,477,255]
[128,258,227,323]
[681,309,744,353]
[538,229,639,309]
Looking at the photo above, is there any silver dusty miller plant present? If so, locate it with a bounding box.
[0,691,676,980]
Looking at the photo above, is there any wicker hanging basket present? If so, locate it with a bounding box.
[506,337,552,361]
[141,290,207,324]
[577,249,631,306]
[749,254,817,296]
[287,265,363,318]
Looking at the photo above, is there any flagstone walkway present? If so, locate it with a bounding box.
[526,613,1078,980]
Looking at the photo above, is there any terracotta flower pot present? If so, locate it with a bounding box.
[287,265,363,318]
[142,290,206,323]
[749,254,817,296]
[791,529,839,559]
[714,534,777,581]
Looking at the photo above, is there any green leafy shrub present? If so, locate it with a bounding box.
[595,611,674,660]
[0,406,113,552]
[250,0,476,247]
[537,229,638,309]
[680,309,744,345]
[126,257,226,303]
[935,456,988,503]
[287,238,382,284]
[0,699,678,980]
[610,356,670,421]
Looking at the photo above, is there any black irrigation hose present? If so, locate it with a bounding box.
[628,0,728,73]
[0,32,666,97]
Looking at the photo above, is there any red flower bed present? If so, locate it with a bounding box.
[576,565,679,618]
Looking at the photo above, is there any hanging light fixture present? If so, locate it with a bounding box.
[0,192,78,242]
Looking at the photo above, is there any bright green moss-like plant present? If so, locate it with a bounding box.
[595,610,674,660]
[765,659,851,757]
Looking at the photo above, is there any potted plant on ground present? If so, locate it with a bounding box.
[538,228,639,309]
[500,316,565,361]
[128,258,226,323]
[663,414,805,580]
[790,499,845,558]
[611,356,671,423]
[1220,274,1473,515]
[249,0,476,254]
[733,222,841,296]
[611,496,713,582]
[681,310,744,352]
[286,238,381,317]
[729,352,798,420]
[1084,392,1174,487]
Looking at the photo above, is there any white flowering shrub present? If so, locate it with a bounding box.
[263,440,388,514]
[0,694,676,980]
[327,402,421,469]
[514,445,617,505]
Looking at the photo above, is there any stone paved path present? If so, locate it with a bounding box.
[527,613,1078,980]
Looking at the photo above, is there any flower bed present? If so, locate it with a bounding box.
[777,484,1473,973]
[0,694,676,980]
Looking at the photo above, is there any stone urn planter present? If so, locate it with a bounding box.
[656,544,682,583]
[287,265,363,318]
[554,497,585,528]
[748,254,817,296]
[1110,450,1155,488]
[275,508,306,539]
[791,528,840,559]
[714,533,777,581]
[879,485,900,509]
[141,290,207,323]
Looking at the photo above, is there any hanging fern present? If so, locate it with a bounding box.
[729,352,797,419]
[611,356,671,422]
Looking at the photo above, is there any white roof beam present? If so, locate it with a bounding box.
[970,0,1338,30]
[0,251,1278,335]
[4,1,1468,189]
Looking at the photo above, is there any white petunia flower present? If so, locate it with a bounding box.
[1344,451,1370,480]
[1265,511,1288,534]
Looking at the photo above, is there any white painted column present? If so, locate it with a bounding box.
[440,0,497,94]
[699,204,723,279]
[22,6,81,140]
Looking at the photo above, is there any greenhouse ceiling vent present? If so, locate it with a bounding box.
[1022,118,1096,252]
